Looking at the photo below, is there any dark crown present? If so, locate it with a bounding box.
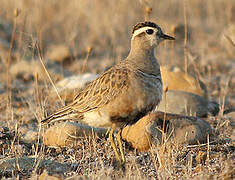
[132,21,158,34]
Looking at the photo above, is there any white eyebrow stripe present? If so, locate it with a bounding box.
[132,27,155,40]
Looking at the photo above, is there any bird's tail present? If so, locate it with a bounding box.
[41,105,79,125]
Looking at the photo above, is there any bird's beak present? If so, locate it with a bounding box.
[161,33,175,40]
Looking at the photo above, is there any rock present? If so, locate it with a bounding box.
[220,23,235,57]
[10,60,72,81]
[42,112,213,152]
[50,73,98,101]
[161,66,205,96]
[157,90,219,117]
[46,44,71,63]
[9,60,44,81]
[122,114,153,151]
[225,111,235,119]
[54,74,98,92]
[43,122,106,147]
[20,129,38,143]
[122,111,213,151]
[0,157,70,176]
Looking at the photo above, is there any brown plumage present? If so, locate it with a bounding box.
[41,21,174,164]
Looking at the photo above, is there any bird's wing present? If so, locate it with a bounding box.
[41,67,131,125]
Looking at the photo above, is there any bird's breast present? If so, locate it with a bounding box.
[82,110,112,128]
[81,72,163,128]
[135,71,163,104]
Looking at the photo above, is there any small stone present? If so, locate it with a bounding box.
[10,60,72,82]
[171,24,191,43]
[46,44,71,63]
[21,130,38,143]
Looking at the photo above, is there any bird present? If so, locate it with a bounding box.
[41,21,175,164]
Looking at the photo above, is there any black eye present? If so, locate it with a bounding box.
[146,29,154,35]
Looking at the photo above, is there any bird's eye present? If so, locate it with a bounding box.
[146,29,154,35]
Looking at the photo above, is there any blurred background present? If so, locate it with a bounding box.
[1,0,234,65]
[0,0,234,118]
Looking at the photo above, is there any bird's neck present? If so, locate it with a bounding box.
[125,42,160,75]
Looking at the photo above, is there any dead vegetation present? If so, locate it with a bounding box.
[0,0,234,179]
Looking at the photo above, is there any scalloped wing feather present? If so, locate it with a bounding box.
[41,67,130,125]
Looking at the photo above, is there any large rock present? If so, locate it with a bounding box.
[160,66,205,96]
[42,112,213,152]
[157,90,219,117]
[43,122,106,147]
[122,111,213,151]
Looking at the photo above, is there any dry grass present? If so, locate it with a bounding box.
[0,0,234,179]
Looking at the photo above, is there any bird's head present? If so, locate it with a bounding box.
[131,21,175,48]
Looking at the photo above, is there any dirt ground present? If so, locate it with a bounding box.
[0,0,234,179]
